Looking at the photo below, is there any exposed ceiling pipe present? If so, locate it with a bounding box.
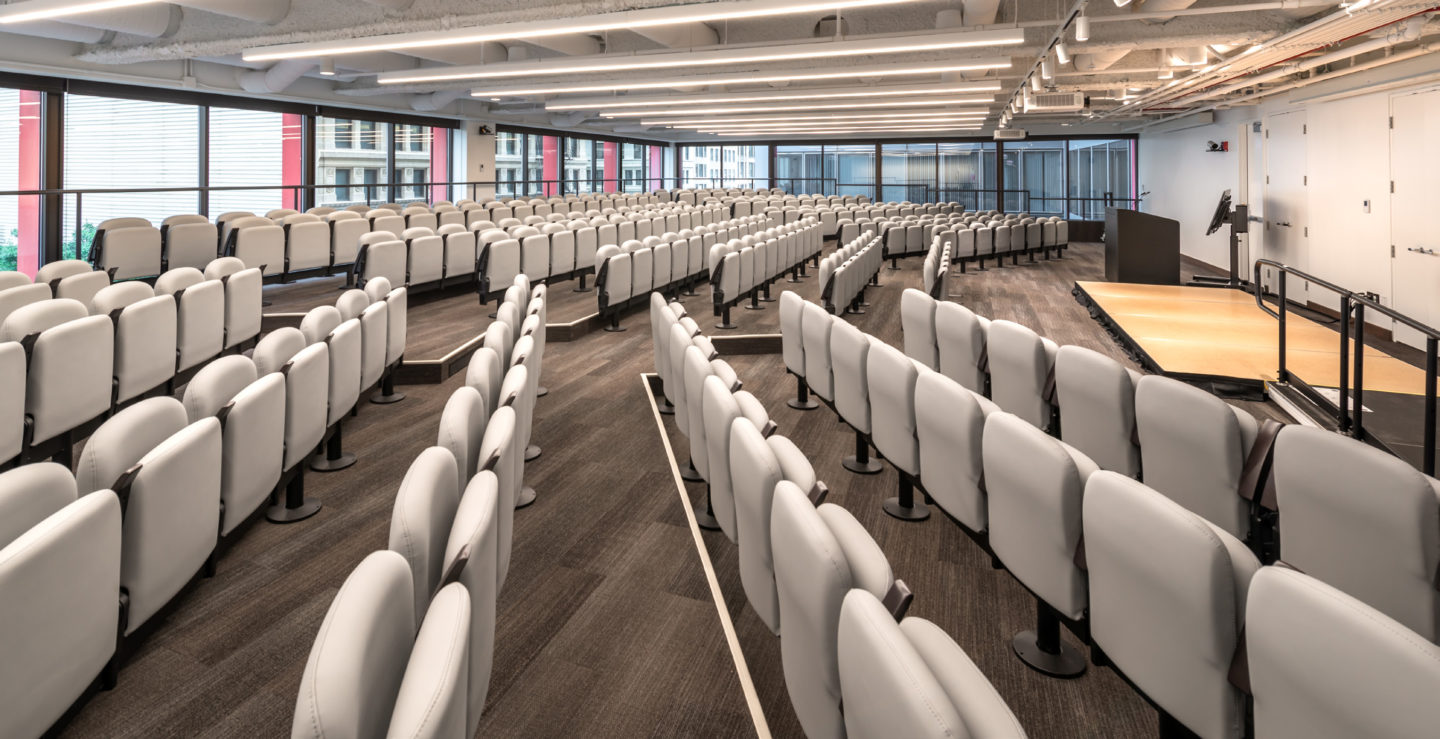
[411,88,467,111]
[363,0,416,9]
[1138,0,1203,24]
[409,42,509,66]
[237,58,314,93]
[548,111,589,127]
[1131,39,1435,128]
[522,34,603,56]
[1176,15,1427,105]
[175,0,291,24]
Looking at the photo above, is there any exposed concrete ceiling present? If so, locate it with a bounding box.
[0,0,1432,139]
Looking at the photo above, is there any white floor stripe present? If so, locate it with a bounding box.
[641,373,772,739]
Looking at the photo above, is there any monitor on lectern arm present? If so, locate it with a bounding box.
[1206,189,1232,236]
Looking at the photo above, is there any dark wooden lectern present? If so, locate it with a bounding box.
[1105,208,1180,285]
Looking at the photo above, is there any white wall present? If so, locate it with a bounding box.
[464,122,496,202]
[1139,52,1440,317]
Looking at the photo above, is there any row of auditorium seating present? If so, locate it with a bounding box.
[0,257,263,468]
[922,234,952,301]
[472,204,733,306]
[0,281,406,737]
[706,217,824,329]
[946,214,1071,271]
[649,292,1027,738]
[784,286,1440,736]
[818,231,884,316]
[288,275,549,738]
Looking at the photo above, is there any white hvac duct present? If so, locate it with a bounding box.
[961,0,1001,25]
[1139,0,1201,23]
[548,111,589,127]
[3,19,110,43]
[176,0,291,24]
[411,88,468,111]
[237,58,314,93]
[1072,49,1132,72]
[363,0,416,8]
[25,4,180,37]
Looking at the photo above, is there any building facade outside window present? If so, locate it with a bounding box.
[317,116,389,208]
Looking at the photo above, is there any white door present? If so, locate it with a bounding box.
[1261,110,1308,299]
[1390,87,1440,348]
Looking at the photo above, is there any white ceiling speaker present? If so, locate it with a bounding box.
[1074,14,1090,42]
[319,58,335,76]
[1054,43,1069,65]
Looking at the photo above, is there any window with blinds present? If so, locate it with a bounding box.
[209,107,297,216]
[62,94,199,259]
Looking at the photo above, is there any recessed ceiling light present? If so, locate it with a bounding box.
[470,61,1011,98]
[382,29,1027,84]
[244,0,930,61]
[602,97,994,118]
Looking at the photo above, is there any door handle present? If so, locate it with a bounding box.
[1274,221,1292,227]
[1407,247,1437,256]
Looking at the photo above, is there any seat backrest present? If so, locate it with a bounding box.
[830,320,872,433]
[1274,426,1440,640]
[0,480,120,739]
[800,303,834,401]
[1084,471,1257,739]
[477,404,518,591]
[0,283,52,330]
[982,411,1097,621]
[34,259,90,285]
[438,386,488,497]
[731,422,815,634]
[915,370,992,534]
[900,289,938,370]
[866,340,920,475]
[1055,345,1141,477]
[1135,375,1256,538]
[388,447,461,626]
[772,480,894,739]
[986,319,1056,431]
[1247,566,1440,739]
[444,470,500,736]
[387,582,471,739]
[837,589,1025,739]
[291,550,415,739]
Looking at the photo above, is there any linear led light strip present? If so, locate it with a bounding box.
[470,60,1011,98]
[671,114,992,128]
[603,98,995,118]
[695,119,989,130]
[646,112,993,126]
[381,28,1027,84]
[689,122,990,133]
[244,0,927,61]
[711,126,987,136]
[0,0,160,23]
[546,83,1004,110]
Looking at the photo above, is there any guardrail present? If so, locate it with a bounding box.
[1252,258,1440,474]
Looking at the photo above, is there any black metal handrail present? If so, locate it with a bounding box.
[1252,257,1440,474]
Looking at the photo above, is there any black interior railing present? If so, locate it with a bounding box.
[1252,258,1440,474]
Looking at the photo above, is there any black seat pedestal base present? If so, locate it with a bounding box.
[842,431,883,475]
[787,376,819,411]
[883,475,930,521]
[680,459,704,482]
[371,372,405,405]
[695,485,722,531]
[310,424,356,472]
[267,467,321,524]
[1012,602,1087,678]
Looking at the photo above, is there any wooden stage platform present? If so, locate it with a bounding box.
[1074,281,1429,396]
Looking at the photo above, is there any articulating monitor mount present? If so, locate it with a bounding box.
[1192,188,1250,289]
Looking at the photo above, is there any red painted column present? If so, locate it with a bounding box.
[649,146,664,191]
[17,90,40,277]
[429,126,449,203]
[542,135,559,197]
[603,141,619,192]
[281,113,304,210]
